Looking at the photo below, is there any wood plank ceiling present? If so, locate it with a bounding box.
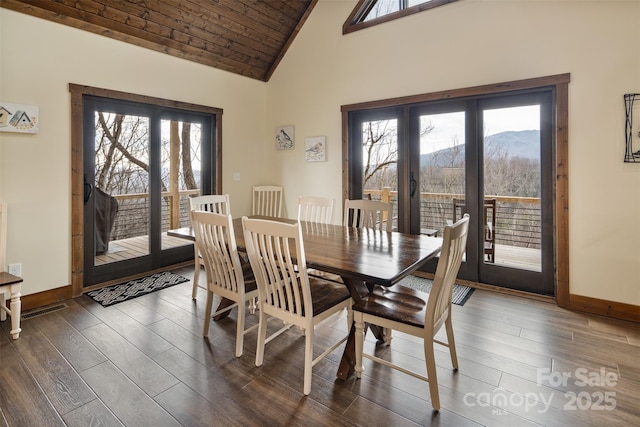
[1,0,317,82]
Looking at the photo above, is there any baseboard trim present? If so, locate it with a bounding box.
[569,294,640,323]
[19,285,73,312]
[413,272,638,323]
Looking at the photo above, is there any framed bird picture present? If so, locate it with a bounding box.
[305,136,326,162]
[276,125,295,150]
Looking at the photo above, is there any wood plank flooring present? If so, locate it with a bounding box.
[1,265,638,426]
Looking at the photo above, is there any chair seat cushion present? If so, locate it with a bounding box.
[309,278,351,316]
[352,284,428,329]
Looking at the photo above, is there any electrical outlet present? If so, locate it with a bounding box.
[8,263,21,277]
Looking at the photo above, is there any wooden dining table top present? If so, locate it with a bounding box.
[169,215,443,287]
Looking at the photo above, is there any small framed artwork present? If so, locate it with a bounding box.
[305,136,326,162]
[0,102,39,134]
[276,125,295,150]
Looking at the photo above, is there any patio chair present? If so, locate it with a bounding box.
[453,198,496,262]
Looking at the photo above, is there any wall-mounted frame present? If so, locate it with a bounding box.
[0,102,39,134]
[624,93,640,163]
[305,136,326,162]
[276,125,295,150]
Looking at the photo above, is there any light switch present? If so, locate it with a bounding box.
[233,172,241,181]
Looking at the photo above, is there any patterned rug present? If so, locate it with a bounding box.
[397,275,474,306]
[87,271,189,307]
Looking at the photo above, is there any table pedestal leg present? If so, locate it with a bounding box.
[336,278,387,381]
[212,298,235,321]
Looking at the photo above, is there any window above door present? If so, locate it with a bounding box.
[343,0,459,34]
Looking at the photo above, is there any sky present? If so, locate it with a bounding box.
[421,105,540,154]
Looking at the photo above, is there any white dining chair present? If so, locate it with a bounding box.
[242,216,352,395]
[297,196,334,224]
[343,198,392,231]
[190,210,258,357]
[252,185,283,217]
[297,196,340,281]
[0,201,22,340]
[353,214,470,411]
[189,194,231,299]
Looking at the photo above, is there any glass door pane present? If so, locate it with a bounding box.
[93,112,150,266]
[160,120,202,250]
[418,111,466,237]
[361,119,398,230]
[482,105,542,272]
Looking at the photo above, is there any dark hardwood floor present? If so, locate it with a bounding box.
[1,265,639,426]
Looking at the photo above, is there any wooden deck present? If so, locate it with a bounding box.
[94,233,191,266]
[96,235,541,271]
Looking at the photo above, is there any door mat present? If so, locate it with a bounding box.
[86,271,189,307]
[397,275,474,306]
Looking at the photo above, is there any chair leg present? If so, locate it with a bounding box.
[303,327,313,395]
[192,252,201,299]
[235,299,246,357]
[424,339,440,411]
[202,290,214,336]
[255,310,268,367]
[9,288,21,340]
[354,313,364,379]
[445,317,459,370]
[0,291,6,322]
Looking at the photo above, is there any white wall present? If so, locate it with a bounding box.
[0,9,267,295]
[266,0,640,305]
[2,1,639,306]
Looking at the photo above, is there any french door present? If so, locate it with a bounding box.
[82,96,216,287]
[347,90,555,295]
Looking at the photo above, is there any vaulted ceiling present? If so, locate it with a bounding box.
[1,0,317,82]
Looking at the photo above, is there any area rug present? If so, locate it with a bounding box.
[397,275,474,306]
[86,271,189,307]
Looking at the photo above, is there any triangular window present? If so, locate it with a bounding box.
[343,0,458,34]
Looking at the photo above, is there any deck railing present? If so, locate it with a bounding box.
[366,188,541,249]
[106,188,541,250]
[108,190,198,241]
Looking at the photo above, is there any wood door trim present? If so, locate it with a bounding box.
[69,83,223,297]
[341,74,571,307]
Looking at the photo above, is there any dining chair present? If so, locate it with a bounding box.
[297,196,334,224]
[0,201,22,339]
[343,199,393,231]
[297,196,339,281]
[189,194,232,299]
[190,210,259,357]
[353,214,470,411]
[252,185,283,217]
[242,216,352,395]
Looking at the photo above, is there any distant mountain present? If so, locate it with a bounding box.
[485,130,540,159]
[421,130,540,167]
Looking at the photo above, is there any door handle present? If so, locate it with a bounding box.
[410,172,417,197]
[83,175,93,204]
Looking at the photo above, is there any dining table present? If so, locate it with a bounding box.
[168,215,443,380]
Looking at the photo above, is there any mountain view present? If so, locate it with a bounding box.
[421,130,540,166]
